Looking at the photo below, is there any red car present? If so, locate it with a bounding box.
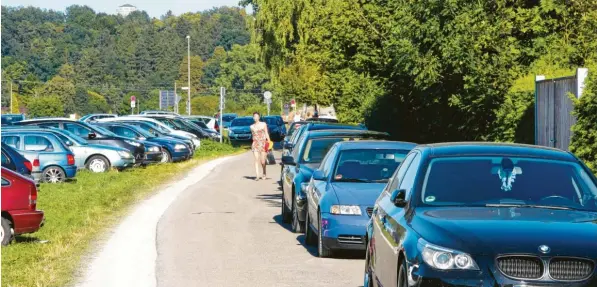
[1,167,44,245]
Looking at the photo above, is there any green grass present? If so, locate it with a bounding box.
[1,140,244,287]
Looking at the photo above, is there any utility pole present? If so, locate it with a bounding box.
[10,82,13,113]
[186,35,191,116]
[219,87,225,143]
[174,81,177,113]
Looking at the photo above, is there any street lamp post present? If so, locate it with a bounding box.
[186,35,191,115]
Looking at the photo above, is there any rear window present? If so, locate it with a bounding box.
[24,136,54,152]
[3,136,21,149]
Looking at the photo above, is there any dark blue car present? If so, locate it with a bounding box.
[364,142,597,287]
[263,115,287,142]
[1,143,40,183]
[303,141,416,257]
[227,117,254,145]
[280,129,391,233]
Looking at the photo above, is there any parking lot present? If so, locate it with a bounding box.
[156,151,364,287]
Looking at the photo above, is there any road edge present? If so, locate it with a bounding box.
[76,154,241,287]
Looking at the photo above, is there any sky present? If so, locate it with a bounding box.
[1,0,251,17]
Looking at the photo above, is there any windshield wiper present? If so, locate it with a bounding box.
[335,178,371,183]
[485,204,573,210]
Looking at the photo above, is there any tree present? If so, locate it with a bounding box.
[27,95,64,117]
[39,64,76,115]
[87,91,110,114]
[191,96,219,115]
[570,69,597,172]
[177,55,205,94]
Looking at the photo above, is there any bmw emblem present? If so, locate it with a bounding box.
[538,245,551,254]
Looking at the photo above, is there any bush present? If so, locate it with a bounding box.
[27,96,64,117]
[570,72,597,173]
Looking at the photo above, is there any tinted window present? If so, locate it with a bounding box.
[1,151,10,165]
[398,153,421,198]
[3,136,21,149]
[231,118,253,127]
[387,152,417,193]
[24,136,54,152]
[301,138,347,164]
[1,178,9,186]
[38,122,60,128]
[421,157,597,211]
[334,149,410,182]
[113,126,138,138]
[65,123,91,137]
[319,145,338,177]
[263,117,277,125]
[223,115,236,121]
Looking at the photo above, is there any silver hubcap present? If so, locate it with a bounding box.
[45,168,63,183]
[161,151,169,163]
[1,226,4,241]
[89,159,107,172]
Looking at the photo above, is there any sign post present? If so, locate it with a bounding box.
[263,91,272,116]
[220,87,225,143]
[130,96,136,115]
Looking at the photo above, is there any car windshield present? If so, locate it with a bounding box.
[127,125,156,138]
[223,115,236,122]
[263,117,277,125]
[190,120,209,129]
[92,125,119,137]
[231,118,253,127]
[301,137,362,164]
[333,149,410,183]
[54,129,88,145]
[421,156,597,211]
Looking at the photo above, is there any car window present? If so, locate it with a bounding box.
[24,136,54,152]
[387,152,417,194]
[319,145,338,177]
[292,133,307,159]
[333,149,410,183]
[38,122,60,128]
[65,123,91,137]
[1,178,9,186]
[301,138,348,164]
[1,151,10,165]
[2,136,21,149]
[421,156,597,211]
[113,126,138,138]
[398,153,421,198]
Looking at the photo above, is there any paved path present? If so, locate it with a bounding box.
[156,151,364,287]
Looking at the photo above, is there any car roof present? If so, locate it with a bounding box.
[418,142,576,161]
[335,140,417,150]
[18,117,73,122]
[2,130,60,137]
[305,122,364,130]
[306,129,388,138]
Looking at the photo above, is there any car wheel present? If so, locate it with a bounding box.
[86,155,110,173]
[304,206,316,246]
[42,166,66,183]
[1,217,13,246]
[160,149,172,163]
[317,214,332,258]
[398,259,408,287]
[291,199,304,233]
[281,189,291,223]
[364,241,374,287]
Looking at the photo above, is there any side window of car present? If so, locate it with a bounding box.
[320,146,337,177]
[1,178,9,186]
[3,136,21,149]
[38,122,60,128]
[65,123,91,137]
[24,136,54,152]
[292,134,307,159]
[398,153,422,199]
[386,152,417,194]
[114,127,137,138]
[1,151,10,165]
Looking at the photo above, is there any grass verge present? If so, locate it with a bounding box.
[1,140,245,287]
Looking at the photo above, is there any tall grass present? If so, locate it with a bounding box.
[1,140,243,287]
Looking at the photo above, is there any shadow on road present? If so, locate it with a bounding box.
[243,176,257,180]
[294,234,366,259]
[256,193,282,208]
[270,214,293,233]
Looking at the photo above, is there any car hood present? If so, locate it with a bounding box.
[330,182,386,206]
[411,207,597,257]
[147,137,184,145]
[86,143,129,152]
[229,126,251,133]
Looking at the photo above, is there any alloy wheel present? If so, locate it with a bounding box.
[160,150,170,163]
[44,167,65,183]
[89,159,107,172]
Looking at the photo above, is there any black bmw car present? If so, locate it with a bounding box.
[364,142,597,287]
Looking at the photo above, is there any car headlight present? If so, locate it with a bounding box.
[228,130,235,135]
[419,239,479,270]
[118,151,133,159]
[124,140,141,147]
[174,144,186,150]
[147,146,160,152]
[330,205,361,215]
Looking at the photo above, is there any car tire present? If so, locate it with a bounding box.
[1,217,13,246]
[397,259,408,287]
[364,240,374,287]
[291,198,304,233]
[86,155,110,173]
[42,166,66,183]
[281,189,291,223]
[160,149,172,163]
[317,214,332,258]
[304,206,316,246]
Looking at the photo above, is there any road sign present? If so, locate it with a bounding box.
[264,91,272,100]
[181,87,189,90]
[290,99,296,108]
[131,95,136,108]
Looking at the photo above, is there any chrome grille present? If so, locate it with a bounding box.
[366,207,373,217]
[337,235,363,244]
[549,258,594,281]
[497,256,543,279]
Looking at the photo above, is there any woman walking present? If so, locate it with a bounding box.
[250,112,271,180]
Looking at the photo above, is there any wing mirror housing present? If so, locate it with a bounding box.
[88,132,97,140]
[281,156,296,166]
[65,140,73,146]
[390,189,407,208]
[312,170,325,181]
[284,142,294,150]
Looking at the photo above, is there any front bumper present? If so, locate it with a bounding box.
[320,212,369,251]
[171,149,191,162]
[142,151,163,164]
[112,157,136,169]
[228,133,252,142]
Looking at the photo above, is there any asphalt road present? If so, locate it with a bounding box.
[156,151,365,287]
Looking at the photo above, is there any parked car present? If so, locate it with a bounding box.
[90,124,163,165]
[143,115,214,140]
[140,110,181,116]
[1,114,25,126]
[185,115,218,132]
[97,122,191,163]
[263,116,287,142]
[14,118,146,163]
[2,143,41,183]
[1,167,44,245]
[3,126,136,172]
[227,117,254,145]
[221,113,238,129]
[185,117,222,141]
[79,113,117,123]
[303,141,416,257]
[364,142,597,287]
[306,117,339,123]
[280,129,390,233]
[107,120,195,155]
[96,116,201,150]
[1,131,77,183]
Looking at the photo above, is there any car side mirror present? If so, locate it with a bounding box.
[390,189,407,208]
[88,132,97,140]
[284,142,294,150]
[137,136,146,141]
[281,156,296,166]
[65,140,73,146]
[312,170,325,181]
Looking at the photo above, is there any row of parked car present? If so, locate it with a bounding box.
[0,111,223,246]
[276,121,597,287]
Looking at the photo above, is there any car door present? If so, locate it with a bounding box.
[372,152,419,287]
[307,145,338,232]
[283,133,306,207]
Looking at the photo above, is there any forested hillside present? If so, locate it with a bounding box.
[1,5,270,116]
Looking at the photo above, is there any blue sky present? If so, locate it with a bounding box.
[2,0,251,17]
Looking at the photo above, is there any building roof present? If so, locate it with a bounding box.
[119,4,135,7]
[418,142,576,161]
